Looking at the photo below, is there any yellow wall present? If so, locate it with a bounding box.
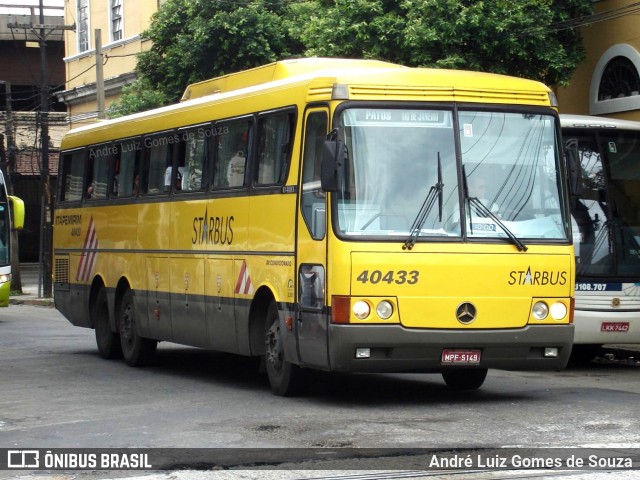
[557,0,640,121]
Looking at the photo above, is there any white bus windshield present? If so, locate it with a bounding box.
[565,128,640,276]
[334,108,568,243]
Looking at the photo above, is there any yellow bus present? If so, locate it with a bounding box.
[53,58,575,395]
[0,170,24,307]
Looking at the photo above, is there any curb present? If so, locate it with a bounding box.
[9,297,55,307]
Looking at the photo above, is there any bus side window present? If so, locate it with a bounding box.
[114,141,140,198]
[60,150,86,202]
[256,111,294,185]
[87,145,111,200]
[145,134,175,194]
[214,120,251,188]
[180,128,208,192]
[301,111,328,239]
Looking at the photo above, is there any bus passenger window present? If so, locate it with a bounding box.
[145,135,174,194]
[180,128,208,192]
[214,120,251,188]
[87,145,111,200]
[114,141,140,198]
[256,112,293,185]
[60,150,86,202]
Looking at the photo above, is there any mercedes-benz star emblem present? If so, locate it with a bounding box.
[456,302,477,324]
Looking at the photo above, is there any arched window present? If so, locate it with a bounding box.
[590,44,640,115]
[598,56,640,101]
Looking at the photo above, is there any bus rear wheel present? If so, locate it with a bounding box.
[265,301,304,396]
[119,289,157,366]
[93,287,122,359]
[442,368,488,390]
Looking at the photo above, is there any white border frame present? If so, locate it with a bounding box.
[76,0,91,52]
[108,0,125,43]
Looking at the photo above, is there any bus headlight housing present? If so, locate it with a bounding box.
[550,302,567,320]
[532,301,549,320]
[331,296,400,324]
[0,274,9,284]
[353,300,371,320]
[376,300,394,320]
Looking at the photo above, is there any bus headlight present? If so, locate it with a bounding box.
[376,300,393,320]
[550,302,567,320]
[353,301,371,320]
[0,274,9,284]
[532,301,549,320]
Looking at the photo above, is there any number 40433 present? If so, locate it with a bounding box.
[356,269,420,285]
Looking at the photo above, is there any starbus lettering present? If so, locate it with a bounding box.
[508,266,567,286]
[192,208,234,245]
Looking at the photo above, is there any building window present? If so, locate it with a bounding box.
[590,44,640,115]
[77,0,90,52]
[110,0,123,42]
[598,56,640,101]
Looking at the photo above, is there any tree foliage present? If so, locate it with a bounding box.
[109,0,593,116]
[295,0,593,87]
[105,78,168,118]
[139,0,298,101]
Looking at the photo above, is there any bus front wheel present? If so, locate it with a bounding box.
[93,286,122,359]
[119,289,157,366]
[441,368,488,390]
[265,301,304,396]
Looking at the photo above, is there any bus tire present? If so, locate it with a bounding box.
[119,289,157,366]
[265,301,304,396]
[93,286,122,359]
[442,368,488,390]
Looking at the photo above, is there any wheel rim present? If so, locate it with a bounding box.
[266,321,283,372]
[121,303,135,344]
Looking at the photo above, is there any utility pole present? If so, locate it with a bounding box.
[8,1,74,298]
[95,29,105,119]
[38,0,52,298]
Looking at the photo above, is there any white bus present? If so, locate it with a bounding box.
[561,114,640,361]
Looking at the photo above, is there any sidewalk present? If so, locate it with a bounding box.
[7,263,640,360]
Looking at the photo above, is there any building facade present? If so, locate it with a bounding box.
[557,0,640,121]
[57,0,159,127]
[1,3,67,262]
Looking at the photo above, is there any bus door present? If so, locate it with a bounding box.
[296,108,330,369]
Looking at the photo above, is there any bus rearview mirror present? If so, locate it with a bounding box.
[565,139,583,196]
[321,138,343,192]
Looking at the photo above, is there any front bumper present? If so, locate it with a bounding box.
[328,323,574,372]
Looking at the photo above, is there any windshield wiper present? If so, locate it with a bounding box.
[463,167,528,252]
[403,153,444,250]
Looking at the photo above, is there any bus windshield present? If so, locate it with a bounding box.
[334,108,567,243]
[566,128,640,276]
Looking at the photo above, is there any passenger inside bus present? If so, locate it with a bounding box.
[227,151,246,187]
